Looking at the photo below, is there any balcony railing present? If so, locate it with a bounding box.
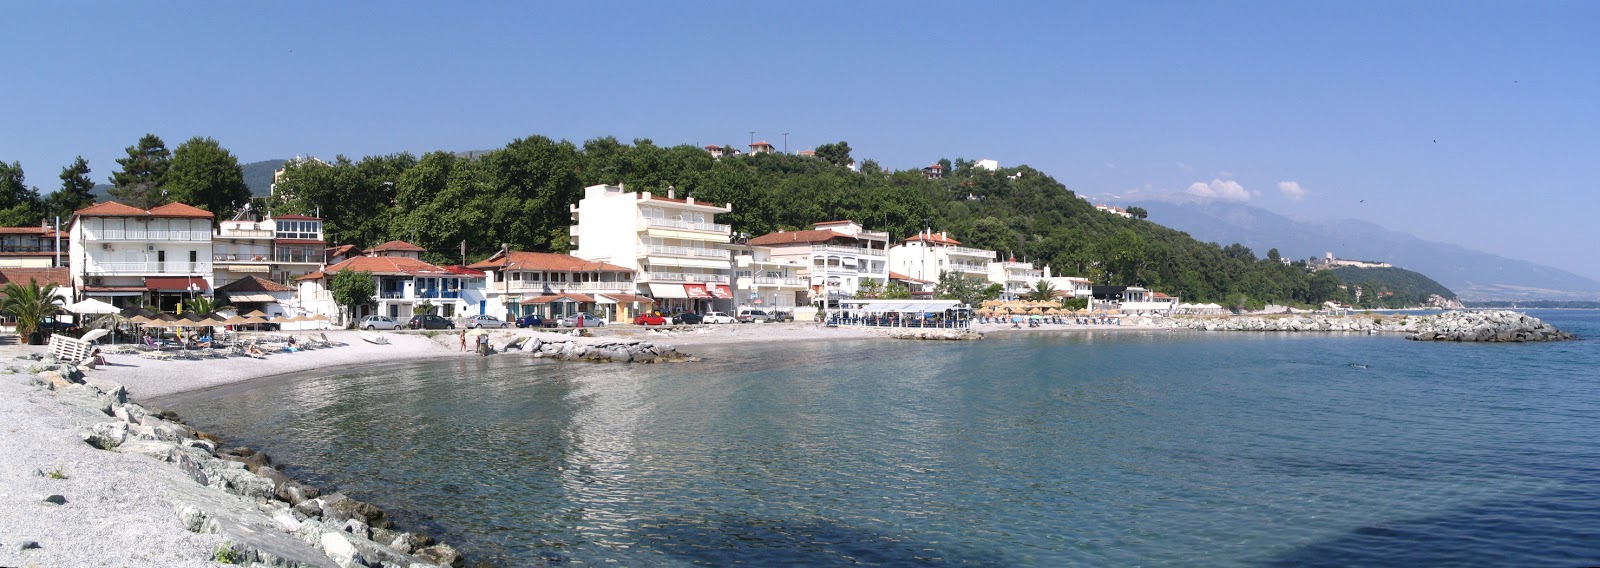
[642,272,729,284]
[89,230,212,242]
[500,281,633,292]
[379,290,406,299]
[0,244,56,253]
[213,254,270,263]
[945,245,994,258]
[274,252,326,264]
[414,289,462,299]
[813,244,887,257]
[753,276,807,286]
[638,245,731,259]
[85,261,212,275]
[638,218,731,234]
[216,229,274,238]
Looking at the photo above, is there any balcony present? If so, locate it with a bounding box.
[274,252,326,264]
[414,289,462,299]
[638,245,731,259]
[213,254,270,263]
[89,230,211,242]
[813,244,886,257]
[638,218,731,235]
[499,281,633,293]
[0,244,57,253]
[85,261,212,275]
[753,276,807,286]
[216,229,274,238]
[641,272,729,284]
[945,245,994,258]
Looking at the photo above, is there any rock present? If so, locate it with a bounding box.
[321,493,391,529]
[41,494,66,505]
[273,510,303,533]
[84,421,128,450]
[415,543,465,567]
[342,518,372,540]
[320,531,367,568]
[293,498,325,520]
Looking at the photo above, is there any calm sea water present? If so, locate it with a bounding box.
[171,310,1600,567]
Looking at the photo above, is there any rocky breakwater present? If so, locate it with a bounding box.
[518,331,695,363]
[1166,314,1419,333]
[20,358,470,568]
[1406,310,1573,342]
[885,328,984,341]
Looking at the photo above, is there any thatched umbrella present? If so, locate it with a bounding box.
[244,309,267,317]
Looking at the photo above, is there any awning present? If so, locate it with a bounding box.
[222,265,271,274]
[598,293,654,305]
[226,292,279,303]
[527,293,596,304]
[708,284,732,299]
[841,258,858,267]
[685,284,711,299]
[648,283,687,299]
[146,277,209,291]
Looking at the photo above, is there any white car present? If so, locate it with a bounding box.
[359,315,402,330]
[702,311,735,324]
[462,315,508,328]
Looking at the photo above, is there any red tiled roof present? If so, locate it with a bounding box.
[750,141,773,147]
[902,232,962,245]
[73,201,214,218]
[704,144,722,150]
[0,267,69,289]
[303,256,455,279]
[325,244,359,258]
[748,229,856,246]
[599,293,654,304]
[468,251,633,273]
[366,240,425,252]
[0,227,65,237]
[887,271,931,284]
[216,275,294,293]
[441,265,486,276]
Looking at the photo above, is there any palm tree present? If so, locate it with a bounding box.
[1024,279,1058,302]
[181,295,232,316]
[1,279,63,343]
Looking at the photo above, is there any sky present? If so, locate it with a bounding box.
[4,1,1597,280]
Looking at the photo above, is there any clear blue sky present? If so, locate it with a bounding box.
[4,1,1597,280]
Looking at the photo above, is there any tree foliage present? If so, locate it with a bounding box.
[329,270,375,325]
[166,137,251,219]
[0,161,43,226]
[45,156,95,220]
[934,271,1001,307]
[1,278,61,340]
[109,133,172,208]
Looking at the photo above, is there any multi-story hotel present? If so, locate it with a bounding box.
[469,250,649,323]
[569,184,735,313]
[744,220,890,310]
[887,230,996,286]
[68,202,214,310]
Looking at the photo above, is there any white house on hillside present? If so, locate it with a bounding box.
[888,230,995,285]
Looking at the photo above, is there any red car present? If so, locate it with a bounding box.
[633,312,668,326]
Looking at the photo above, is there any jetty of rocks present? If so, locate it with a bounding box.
[886,329,984,341]
[1405,310,1573,342]
[515,332,694,363]
[21,358,468,568]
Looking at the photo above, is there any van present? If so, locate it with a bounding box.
[736,308,770,323]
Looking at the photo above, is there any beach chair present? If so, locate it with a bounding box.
[319,332,342,347]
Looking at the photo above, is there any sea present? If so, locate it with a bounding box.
[169,310,1600,567]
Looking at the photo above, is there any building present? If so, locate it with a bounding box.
[988,258,1047,300]
[1043,276,1094,298]
[744,220,890,311]
[887,230,995,286]
[214,275,295,317]
[0,224,68,268]
[1094,204,1133,218]
[887,271,935,296]
[748,141,776,155]
[922,163,945,179]
[973,159,1000,171]
[467,249,648,323]
[295,240,485,323]
[569,184,735,314]
[1311,251,1392,269]
[68,201,215,310]
[211,209,275,289]
[269,214,327,283]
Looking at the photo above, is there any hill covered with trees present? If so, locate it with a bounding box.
[266,135,1441,309]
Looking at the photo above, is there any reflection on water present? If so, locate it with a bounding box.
[173,311,1600,566]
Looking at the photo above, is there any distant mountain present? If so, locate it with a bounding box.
[1132,200,1600,301]
[89,158,286,199]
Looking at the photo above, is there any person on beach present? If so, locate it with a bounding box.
[476,333,489,356]
[459,329,467,352]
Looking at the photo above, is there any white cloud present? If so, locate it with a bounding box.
[1186,178,1253,201]
[1277,181,1308,201]
[1175,161,1193,171]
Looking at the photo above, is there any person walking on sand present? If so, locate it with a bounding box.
[459,329,467,352]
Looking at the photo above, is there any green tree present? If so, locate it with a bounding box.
[882,281,913,299]
[0,161,43,226]
[853,279,884,299]
[1,278,62,342]
[166,137,251,219]
[45,156,95,220]
[329,270,375,326]
[181,295,232,315]
[1125,205,1148,219]
[1025,279,1057,302]
[813,141,853,168]
[109,133,172,208]
[1267,247,1281,263]
[934,271,998,307]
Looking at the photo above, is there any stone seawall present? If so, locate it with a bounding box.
[1164,310,1572,342]
[513,332,694,363]
[21,357,467,568]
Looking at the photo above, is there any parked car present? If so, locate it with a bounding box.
[39,316,75,333]
[769,310,794,322]
[701,311,735,324]
[559,313,606,328]
[633,312,668,326]
[359,315,402,330]
[736,308,770,323]
[405,314,455,330]
[515,314,545,328]
[670,311,702,325]
[462,314,508,328]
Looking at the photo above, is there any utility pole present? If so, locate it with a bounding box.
[782,132,789,154]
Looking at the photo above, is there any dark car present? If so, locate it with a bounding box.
[39,316,75,332]
[672,312,703,325]
[515,314,545,328]
[769,310,794,323]
[405,314,455,330]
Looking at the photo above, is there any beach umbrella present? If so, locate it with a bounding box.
[286,314,310,322]
[310,314,330,321]
[222,315,249,325]
[121,306,156,318]
[66,298,121,314]
[155,312,179,322]
[244,309,267,317]
[80,329,111,343]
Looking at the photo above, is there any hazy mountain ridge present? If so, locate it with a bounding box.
[1134,200,1600,301]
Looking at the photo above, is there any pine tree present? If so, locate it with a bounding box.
[109,133,172,208]
[44,156,95,219]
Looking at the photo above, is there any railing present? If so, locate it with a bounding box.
[638,245,731,259]
[945,245,994,258]
[812,244,888,257]
[951,263,989,273]
[89,230,212,242]
[0,244,56,253]
[753,276,806,286]
[501,281,632,292]
[379,290,406,299]
[274,252,326,264]
[415,290,462,299]
[213,254,270,262]
[84,261,212,275]
[638,218,731,234]
[643,272,729,284]
[216,229,274,238]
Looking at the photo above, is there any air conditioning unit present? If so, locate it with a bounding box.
[146,245,156,251]
[100,243,113,250]
[90,277,103,286]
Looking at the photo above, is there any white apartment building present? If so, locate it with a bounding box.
[988,258,1047,300]
[744,220,890,310]
[214,212,328,290]
[296,240,485,323]
[888,230,996,286]
[569,184,735,313]
[1043,276,1095,298]
[69,201,215,311]
[468,250,647,323]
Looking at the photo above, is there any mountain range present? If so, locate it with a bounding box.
[1130,200,1600,301]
